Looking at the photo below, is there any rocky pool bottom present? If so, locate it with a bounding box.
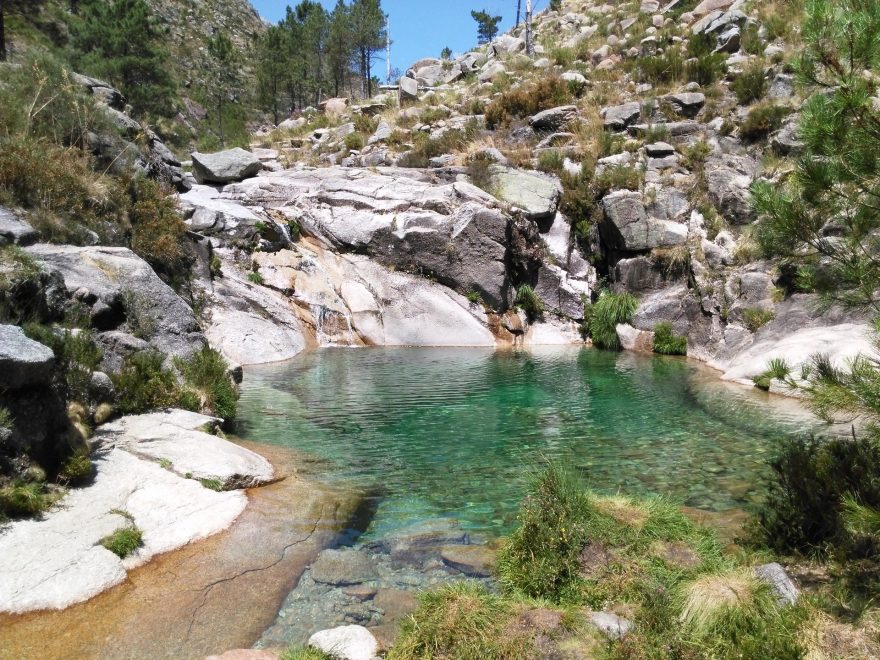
[237,346,819,650]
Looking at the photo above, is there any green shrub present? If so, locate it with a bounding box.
[352,113,378,134]
[637,49,685,85]
[740,102,790,142]
[746,433,880,558]
[465,153,497,194]
[0,406,12,431]
[199,478,224,491]
[128,178,192,283]
[595,164,642,195]
[485,77,573,129]
[742,307,775,332]
[590,291,638,350]
[537,149,565,174]
[175,346,238,421]
[344,132,365,151]
[100,526,143,558]
[514,284,544,320]
[497,465,594,601]
[653,321,688,355]
[58,450,93,486]
[731,63,768,105]
[686,53,727,87]
[112,351,179,414]
[23,324,103,403]
[247,271,264,285]
[0,481,57,519]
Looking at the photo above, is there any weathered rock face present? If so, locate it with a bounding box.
[0,325,55,390]
[0,208,37,247]
[25,245,206,364]
[0,325,72,476]
[601,191,688,252]
[224,168,515,309]
[491,167,563,222]
[192,148,263,185]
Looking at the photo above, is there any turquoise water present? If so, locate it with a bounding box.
[236,346,816,540]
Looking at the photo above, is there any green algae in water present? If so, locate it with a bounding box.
[235,346,817,540]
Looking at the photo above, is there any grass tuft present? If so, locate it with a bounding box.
[653,321,688,356]
[100,526,143,558]
[590,291,638,350]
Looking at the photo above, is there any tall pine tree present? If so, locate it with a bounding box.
[70,0,175,117]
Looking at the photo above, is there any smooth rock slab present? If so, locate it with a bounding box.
[308,625,379,660]
[192,148,262,184]
[0,324,55,389]
[0,445,247,614]
[93,410,274,488]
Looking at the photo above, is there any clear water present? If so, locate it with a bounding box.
[235,346,817,541]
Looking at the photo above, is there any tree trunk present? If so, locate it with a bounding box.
[516,0,522,28]
[0,7,6,63]
[525,0,534,56]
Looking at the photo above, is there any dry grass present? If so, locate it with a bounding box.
[800,610,880,660]
[592,495,650,529]
[679,569,758,632]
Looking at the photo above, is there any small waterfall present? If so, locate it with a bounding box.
[310,303,356,347]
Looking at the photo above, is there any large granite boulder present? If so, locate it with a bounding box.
[0,325,54,390]
[602,102,642,130]
[93,410,273,487]
[192,148,262,185]
[601,191,688,251]
[491,167,563,222]
[25,245,205,363]
[0,410,256,614]
[529,105,579,132]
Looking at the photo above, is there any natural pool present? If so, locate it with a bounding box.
[236,346,815,539]
[235,346,819,646]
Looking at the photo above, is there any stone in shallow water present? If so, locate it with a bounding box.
[440,544,496,577]
[309,548,379,586]
[206,651,278,660]
[308,624,379,660]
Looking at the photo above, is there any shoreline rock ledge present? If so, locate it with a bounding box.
[0,409,273,615]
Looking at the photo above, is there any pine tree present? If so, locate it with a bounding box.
[350,0,387,98]
[206,30,240,146]
[255,26,289,125]
[70,0,175,117]
[471,10,502,45]
[752,0,880,312]
[327,0,352,98]
[750,0,880,557]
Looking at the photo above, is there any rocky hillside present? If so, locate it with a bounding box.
[201,0,869,392]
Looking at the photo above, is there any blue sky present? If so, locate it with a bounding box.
[250,1,550,74]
